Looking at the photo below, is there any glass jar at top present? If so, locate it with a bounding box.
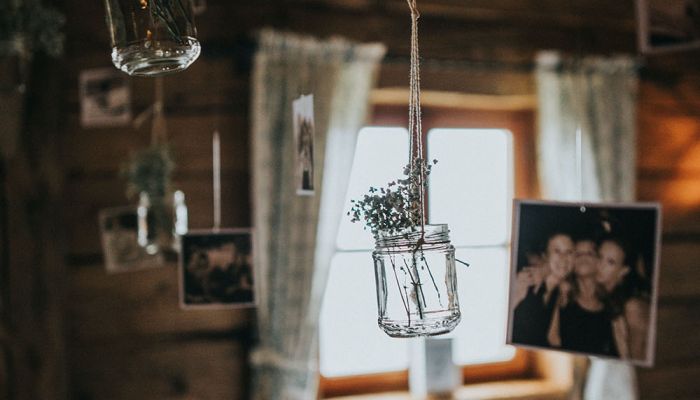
[103,0,201,76]
[373,224,461,337]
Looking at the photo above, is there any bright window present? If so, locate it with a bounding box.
[319,126,516,380]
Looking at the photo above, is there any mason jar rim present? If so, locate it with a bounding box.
[374,223,451,249]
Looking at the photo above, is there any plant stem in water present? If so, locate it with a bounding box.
[421,254,443,308]
[402,256,425,319]
[389,253,411,325]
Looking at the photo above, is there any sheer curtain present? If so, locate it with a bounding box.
[535,51,639,400]
[249,29,386,399]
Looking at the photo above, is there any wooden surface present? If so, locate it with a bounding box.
[1,54,68,399]
[636,79,700,399]
[0,0,693,399]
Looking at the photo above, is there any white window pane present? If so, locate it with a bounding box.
[428,129,513,246]
[319,252,409,377]
[337,127,409,250]
[448,247,516,364]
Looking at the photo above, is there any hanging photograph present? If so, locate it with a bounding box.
[99,206,163,273]
[293,94,315,195]
[179,229,255,309]
[637,0,700,54]
[79,68,132,128]
[507,200,661,367]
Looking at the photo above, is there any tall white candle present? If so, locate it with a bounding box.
[213,130,221,231]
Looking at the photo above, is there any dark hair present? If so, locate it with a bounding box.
[599,236,650,317]
[567,238,606,305]
[572,232,598,245]
[544,231,573,251]
[598,236,633,267]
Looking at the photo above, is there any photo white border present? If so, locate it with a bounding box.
[98,205,164,274]
[79,67,132,128]
[178,228,257,311]
[506,199,662,367]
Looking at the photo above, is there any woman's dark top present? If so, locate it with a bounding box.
[512,284,558,347]
[559,300,618,357]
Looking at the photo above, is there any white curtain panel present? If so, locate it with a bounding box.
[249,29,385,399]
[535,51,639,400]
[536,51,638,203]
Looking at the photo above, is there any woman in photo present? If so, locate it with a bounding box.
[596,237,651,361]
[548,237,618,356]
[185,249,210,302]
[512,232,575,347]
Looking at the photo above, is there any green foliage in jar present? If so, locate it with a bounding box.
[349,158,437,237]
[122,144,174,200]
[0,0,65,58]
[148,0,195,44]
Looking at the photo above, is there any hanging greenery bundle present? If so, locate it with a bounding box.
[122,144,176,254]
[0,0,65,59]
[349,158,437,237]
[122,144,174,200]
[147,0,196,44]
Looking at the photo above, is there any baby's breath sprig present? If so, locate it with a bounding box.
[349,158,437,237]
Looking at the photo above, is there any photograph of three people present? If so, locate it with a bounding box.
[507,200,661,366]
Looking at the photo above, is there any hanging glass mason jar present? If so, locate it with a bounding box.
[103,0,201,76]
[137,190,188,254]
[373,224,461,337]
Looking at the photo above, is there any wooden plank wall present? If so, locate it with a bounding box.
[635,70,700,399]
[1,54,68,399]
[48,0,700,399]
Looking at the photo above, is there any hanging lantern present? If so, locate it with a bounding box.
[103,0,201,76]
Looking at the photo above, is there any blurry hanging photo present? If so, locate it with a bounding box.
[507,200,661,367]
[99,206,164,273]
[79,68,132,127]
[179,230,255,309]
[637,0,700,53]
[293,94,315,195]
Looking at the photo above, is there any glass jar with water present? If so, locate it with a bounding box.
[103,0,201,76]
[373,224,461,337]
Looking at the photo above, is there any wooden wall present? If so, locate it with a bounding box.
[8,0,698,399]
[635,72,700,399]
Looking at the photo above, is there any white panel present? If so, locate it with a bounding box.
[427,129,513,246]
[319,252,409,377]
[336,127,409,251]
[448,247,516,364]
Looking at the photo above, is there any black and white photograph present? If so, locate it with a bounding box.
[637,0,700,53]
[293,94,315,195]
[99,206,163,273]
[179,229,255,309]
[507,200,661,366]
[79,68,131,128]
